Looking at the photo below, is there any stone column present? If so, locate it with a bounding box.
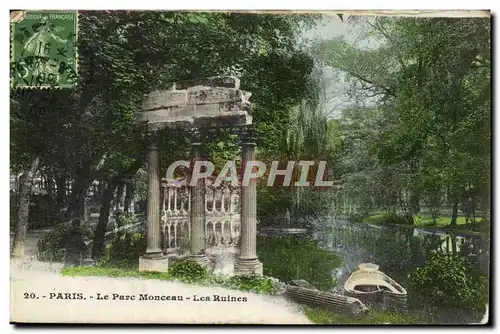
[139,135,168,272]
[189,129,210,266]
[234,128,263,275]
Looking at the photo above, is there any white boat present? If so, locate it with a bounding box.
[344,263,407,305]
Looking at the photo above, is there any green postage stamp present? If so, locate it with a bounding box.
[11,10,78,89]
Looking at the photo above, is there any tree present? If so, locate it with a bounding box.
[10,11,322,258]
[315,16,491,224]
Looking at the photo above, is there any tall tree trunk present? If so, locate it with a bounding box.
[124,181,135,213]
[67,153,108,217]
[409,188,420,216]
[55,176,67,211]
[45,174,54,199]
[91,182,116,260]
[91,157,144,259]
[115,182,125,212]
[451,234,457,254]
[11,156,41,259]
[450,200,458,226]
[67,175,92,218]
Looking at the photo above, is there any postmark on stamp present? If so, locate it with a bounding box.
[11,10,78,89]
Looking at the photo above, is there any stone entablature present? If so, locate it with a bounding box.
[136,76,252,131]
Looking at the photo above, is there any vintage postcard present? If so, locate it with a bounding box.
[10,9,491,325]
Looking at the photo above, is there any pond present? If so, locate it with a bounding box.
[258,217,490,324]
[257,233,342,291]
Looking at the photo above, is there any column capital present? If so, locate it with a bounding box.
[190,127,202,146]
[240,126,257,146]
[147,131,159,150]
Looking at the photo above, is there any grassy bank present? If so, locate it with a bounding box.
[62,266,169,280]
[305,307,427,325]
[361,213,487,236]
[61,263,285,295]
[415,215,482,227]
[362,212,481,226]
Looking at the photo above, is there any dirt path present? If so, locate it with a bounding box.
[10,230,311,324]
[11,262,311,324]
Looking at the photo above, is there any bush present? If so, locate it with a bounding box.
[168,259,208,282]
[413,215,424,225]
[116,213,139,228]
[257,185,293,220]
[222,275,285,295]
[104,230,146,268]
[409,251,489,313]
[37,221,93,262]
[387,213,413,225]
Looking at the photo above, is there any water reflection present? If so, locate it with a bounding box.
[312,218,490,323]
[260,217,490,323]
[313,218,489,288]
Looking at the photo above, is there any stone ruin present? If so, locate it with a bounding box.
[135,76,262,276]
[136,76,252,130]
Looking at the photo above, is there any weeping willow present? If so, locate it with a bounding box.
[285,91,333,217]
[286,99,329,160]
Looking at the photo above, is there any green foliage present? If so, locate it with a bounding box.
[316,16,491,222]
[62,265,149,278]
[116,213,139,228]
[348,213,365,223]
[104,230,146,268]
[291,188,336,219]
[257,176,336,219]
[37,221,93,262]
[11,11,319,225]
[286,100,329,160]
[204,130,241,172]
[409,251,489,312]
[363,212,485,229]
[257,235,342,290]
[62,264,286,296]
[168,259,208,282]
[362,212,413,225]
[413,214,483,227]
[329,107,408,216]
[412,214,424,226]
[411,168,445,224]
[305,307,426,324]
[221,275,285,295]
[257,184,294,218]
[132,169,148,212]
